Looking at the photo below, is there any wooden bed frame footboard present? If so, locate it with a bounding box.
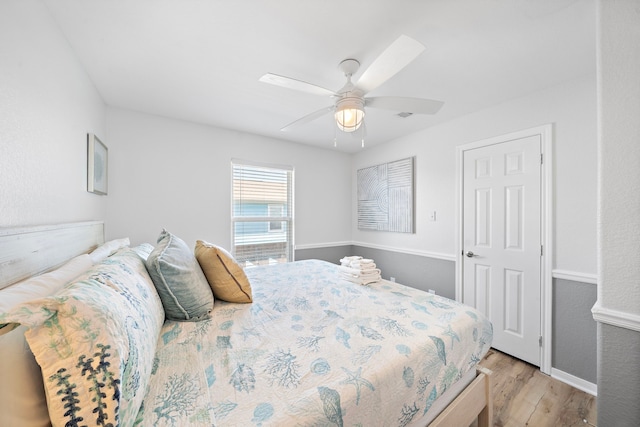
[429,367,493,427]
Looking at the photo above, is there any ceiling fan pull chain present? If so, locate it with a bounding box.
[361,119,366,148]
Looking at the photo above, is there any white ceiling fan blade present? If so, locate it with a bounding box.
[260,73,336,97]
[280,106,334,132]
[366,96,444,114]
[356,35,425,94]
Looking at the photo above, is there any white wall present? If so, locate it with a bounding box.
[597,0,640,316]
[0,0,597,282]
[105,108,352,250]
[0,0,107,228]
[595,2,640,424]
[352,74,597,275]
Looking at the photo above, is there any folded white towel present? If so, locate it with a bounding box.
[343,274,381,286]
[340,257,377,269]
[353,263,377,271]
[338,256,381,286]
[349,259,374,265]
[340,256,362,265]
[340,267,381,281]
[339,266,381,277]
[359,269,382,278]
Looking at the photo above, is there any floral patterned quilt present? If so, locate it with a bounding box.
[137,260,492,427]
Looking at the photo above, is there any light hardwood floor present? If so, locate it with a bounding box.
[471,349,597,427]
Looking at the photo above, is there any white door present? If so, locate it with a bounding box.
[462,135,542,366]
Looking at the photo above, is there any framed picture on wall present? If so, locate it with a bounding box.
[87,133,108,195]
[357,156,415,233]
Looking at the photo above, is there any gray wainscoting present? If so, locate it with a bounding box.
[552,279,597,384]
[295,245,598,386]
[350,246,456,300]
[296,245,455,298]
[597,323,640,426]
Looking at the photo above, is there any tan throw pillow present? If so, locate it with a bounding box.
[194,240,252,303]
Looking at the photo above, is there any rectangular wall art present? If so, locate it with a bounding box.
[357,156,415,233]
[87,133,108,195]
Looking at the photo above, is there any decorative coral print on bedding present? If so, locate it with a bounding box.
[136,259,492,426]
[0,248,164,427]
[49,344,120,427]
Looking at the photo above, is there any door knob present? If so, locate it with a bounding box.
[465,251,477,258]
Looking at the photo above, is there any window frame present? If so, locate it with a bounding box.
[231,159,295,266]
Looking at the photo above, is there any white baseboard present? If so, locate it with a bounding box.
[551,368,597,396]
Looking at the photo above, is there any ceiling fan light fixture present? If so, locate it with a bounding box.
[335,97,365,132]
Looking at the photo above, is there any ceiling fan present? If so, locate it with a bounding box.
[259,35,444,140]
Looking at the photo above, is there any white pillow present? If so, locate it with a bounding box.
[0,254,93,313]
[88,237,130,264]
[0,254,93,427]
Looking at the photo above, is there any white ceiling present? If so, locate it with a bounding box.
[43,0,595,153]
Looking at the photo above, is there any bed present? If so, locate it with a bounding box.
[0,222,493,427]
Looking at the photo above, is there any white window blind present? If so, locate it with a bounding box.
[231,160,294,267]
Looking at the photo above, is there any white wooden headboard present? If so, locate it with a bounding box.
[0,221,104,290]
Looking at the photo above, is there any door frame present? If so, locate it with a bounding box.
[455,124,553,375]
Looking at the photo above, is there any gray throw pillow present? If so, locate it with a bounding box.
[145,229,214,321]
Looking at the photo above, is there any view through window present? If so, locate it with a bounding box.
[231,160,294,267]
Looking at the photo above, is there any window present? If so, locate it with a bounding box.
[232,160,294,267]
[268,204,284,232]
